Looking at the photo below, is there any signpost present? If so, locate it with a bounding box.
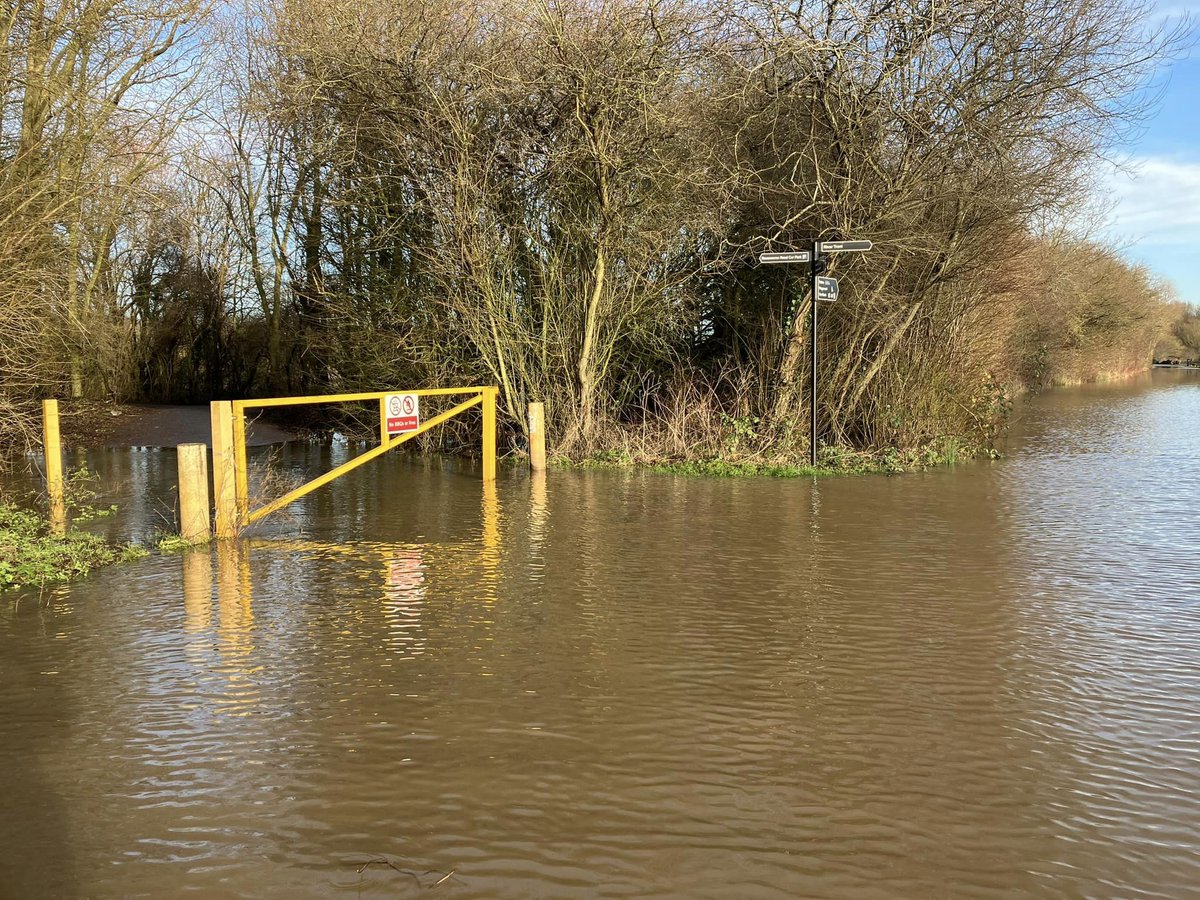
[818,240,872,254]
[385,393,420,435]
[758,238,872,465]
[758,251,812,264]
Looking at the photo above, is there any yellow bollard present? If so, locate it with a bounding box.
[177,443,211,544]
[527,401,546,472]
[210,401,238,539]
[482,387,497,482]
[42,399,66,535]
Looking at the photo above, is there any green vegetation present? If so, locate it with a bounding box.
[564,435,985,479]
[155,533,203,554]
[1157,305,1200,364]
[62,466,120,522]
[1177,311,1200,360]
[0,504,147,591]
[0,0,1185,469]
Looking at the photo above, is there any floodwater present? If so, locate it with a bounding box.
[1,371,1198,899]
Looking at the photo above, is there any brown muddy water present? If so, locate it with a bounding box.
[2,370,1199,899]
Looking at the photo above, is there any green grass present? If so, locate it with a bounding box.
[557,438,991,479]
[0,503,148,590]
[155,533,205,554]
[566,455,861,478]
[643,458,826,478]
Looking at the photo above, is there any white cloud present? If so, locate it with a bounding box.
[1153,2,1200,20]
[1104,156,1200,247]
[1149,1,1200,26]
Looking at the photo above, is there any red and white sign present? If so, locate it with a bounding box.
[385,393,420,435]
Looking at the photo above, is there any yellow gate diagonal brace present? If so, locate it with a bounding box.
[245,392,486,525]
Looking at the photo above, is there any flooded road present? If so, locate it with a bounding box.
[2,370,1199,898]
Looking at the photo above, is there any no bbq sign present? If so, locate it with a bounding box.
[385,393,420,435]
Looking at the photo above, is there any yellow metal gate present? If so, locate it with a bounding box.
[210,386,498,536]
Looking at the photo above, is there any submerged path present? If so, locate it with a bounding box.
[95,404,296,447]
[4,370,1199,898]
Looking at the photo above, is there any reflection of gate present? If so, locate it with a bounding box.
[210,386,498,536]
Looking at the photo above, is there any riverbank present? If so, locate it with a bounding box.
[562,436,983,478]
[37,366,1151,486]
[582,365,1153,479]
[1039,364,1158,388]
[0,503,146,590]
[54,400,986,479]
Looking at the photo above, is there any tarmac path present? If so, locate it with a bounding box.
[100,404,296,447]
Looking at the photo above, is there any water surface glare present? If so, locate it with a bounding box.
[2,371,1199,898]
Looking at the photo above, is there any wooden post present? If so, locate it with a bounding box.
[41,399,66,535]
[210,401,238,539]
[527,401,546,472]
[177,443,211,544]
[482,387,497,481]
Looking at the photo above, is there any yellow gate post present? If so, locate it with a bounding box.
[232,406,249,524]
[483,387,497,481]
[210,401,239,539]
[41,399,66,535]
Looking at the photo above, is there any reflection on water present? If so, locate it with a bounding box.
[182,549,211,632]
[383,545,427,659]
[1,371,1199,898]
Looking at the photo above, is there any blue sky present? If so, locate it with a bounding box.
[1104,4,1200,303]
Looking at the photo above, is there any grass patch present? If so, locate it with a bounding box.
[558,437,992,479]
[0,503,148,590]
[645,459,825,478]
[155,533,206,553]
[561,454,849,478]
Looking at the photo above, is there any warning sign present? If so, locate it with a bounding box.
[385,393,420,435]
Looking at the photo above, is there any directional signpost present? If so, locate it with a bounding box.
[758,237,872,465]
[758,251,812,265]
[818,240,873,254]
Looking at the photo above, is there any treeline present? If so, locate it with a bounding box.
[1157,304,1200,363]
[0,0,1184,462]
